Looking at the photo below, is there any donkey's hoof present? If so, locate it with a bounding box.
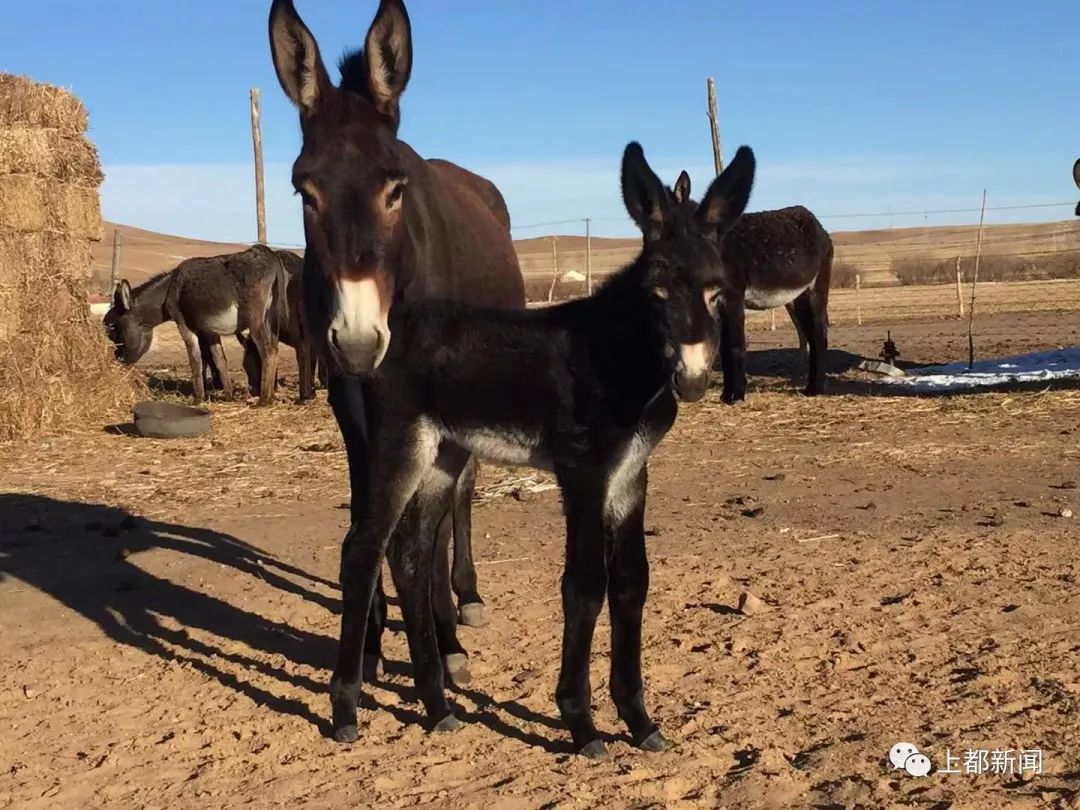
[332,724,359,743]
[444,653,472,687]
[458,602,488,628]
[637,730,672,753]
[578,740,612,761]
[362,654,384,682]
[433,713,463,733]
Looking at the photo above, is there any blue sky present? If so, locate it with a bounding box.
[3,0,1078,244]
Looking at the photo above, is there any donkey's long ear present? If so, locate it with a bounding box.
[621,142,671,242]
[116,279,133,312]
[1073,157,1080,191]
[672,170,691,204]
[697,145,755,238]
[363,0,413,124]
[269,0,333,118]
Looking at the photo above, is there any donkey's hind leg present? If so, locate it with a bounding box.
[789,289,828,396]
[206,336,232,398]
[331,419,441,743]
[176,318,207,404]
[248,317,280,406]
[451,456,487,627]
[786,302,809,356]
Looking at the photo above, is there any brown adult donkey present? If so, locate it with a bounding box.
[269,0,526,675]
[105,243,288,405]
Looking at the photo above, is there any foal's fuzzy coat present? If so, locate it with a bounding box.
[330,142,756,759]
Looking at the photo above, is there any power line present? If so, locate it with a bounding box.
[817,201,1075,220]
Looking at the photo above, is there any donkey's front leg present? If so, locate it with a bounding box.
[719,300,748,404]
[555,475,610,759]
[331,417,440,743]
[385,458,461,731]
[332,522,392,742]
[432,507,472,687]
[326,374,385,681]
[450,455,487,627]
[608,468,669,752]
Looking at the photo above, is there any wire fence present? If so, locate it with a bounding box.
[92,200,1080,328]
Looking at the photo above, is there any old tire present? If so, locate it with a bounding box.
[132,401,211,439]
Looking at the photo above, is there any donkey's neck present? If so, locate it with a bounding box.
[130,273,172,328]
[576,263,674,409]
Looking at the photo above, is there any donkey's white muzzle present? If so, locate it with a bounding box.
[328,278,390,375]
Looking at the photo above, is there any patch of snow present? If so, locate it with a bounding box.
[880,347,1080,391]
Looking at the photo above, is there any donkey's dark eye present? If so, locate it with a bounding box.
[386,180,407,208]
[295,187,318,212]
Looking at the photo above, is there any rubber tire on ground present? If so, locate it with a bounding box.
[132,401,212,439]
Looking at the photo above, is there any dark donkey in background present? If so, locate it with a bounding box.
[670,171,833,400]
[104,244,289,405]
[238,250,327,403]
[326,143,756,758]
[269,0,527,665]
[1073,158,1079,217]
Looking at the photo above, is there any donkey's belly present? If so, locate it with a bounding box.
[745,282,812,311]
[449,427,553,471]
[199,305,240,335]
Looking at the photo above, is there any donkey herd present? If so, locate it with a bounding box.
[97,0,856,761]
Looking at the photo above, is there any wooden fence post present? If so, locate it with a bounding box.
[546,236,559,302]
[250,88,267,244]
[855,273,862,325]
[706,78,723,175]
[967,189,987,370]
[770,309,776,331]
[109,228,122,289]
[585,217,593,296]
[954,255,964,318]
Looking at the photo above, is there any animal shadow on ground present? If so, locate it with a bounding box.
[0,495,571,749]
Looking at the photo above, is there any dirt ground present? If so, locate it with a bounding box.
[2,311,1080,809]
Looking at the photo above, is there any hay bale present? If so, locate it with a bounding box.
[0,73,89,133]
[0,128,102,181]
[0,74,140,440]
[0,176,102,240]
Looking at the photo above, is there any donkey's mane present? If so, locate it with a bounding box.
[130,270,173,296]
[338,50,376,104]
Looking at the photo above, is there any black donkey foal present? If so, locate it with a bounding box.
[331,142,756,759]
